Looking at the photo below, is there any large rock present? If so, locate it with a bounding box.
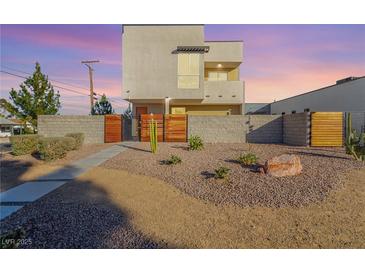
[263,154,302,177]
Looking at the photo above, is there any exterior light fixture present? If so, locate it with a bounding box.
[217,64,223,68]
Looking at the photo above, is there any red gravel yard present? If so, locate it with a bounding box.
[101,143,364,207]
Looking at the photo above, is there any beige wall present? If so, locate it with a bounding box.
[122,25,205,101]
[204,41,243,62]
[122,25,245,111]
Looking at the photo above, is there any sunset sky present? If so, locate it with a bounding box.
[1,24,364,114]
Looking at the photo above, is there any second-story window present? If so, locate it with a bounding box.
[178,53,200,89]
[207,71,228,81]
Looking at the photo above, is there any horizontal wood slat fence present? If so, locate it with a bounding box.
[140,114,187,142]
[311,112,343,147]
[140,114,164,142]
[164,114,187,142]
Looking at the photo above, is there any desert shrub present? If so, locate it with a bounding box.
[10,134,40,156]
[238,153,258,166]
[65,133,85,150]
[163,155,182,165]
[188,135,204,150]
[38,137,75,161]
[214,166,230,179]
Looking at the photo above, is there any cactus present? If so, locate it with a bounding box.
[149,119,158,154]
[345,113,365,161]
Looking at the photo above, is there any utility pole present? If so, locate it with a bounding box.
[81,60,99,114]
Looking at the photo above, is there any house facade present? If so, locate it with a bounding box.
[122,25,245,138]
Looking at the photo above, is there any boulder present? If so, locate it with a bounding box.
[263,154,302,177]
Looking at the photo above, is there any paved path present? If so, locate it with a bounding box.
[0,143,129,220]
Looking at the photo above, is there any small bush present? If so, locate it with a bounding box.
[188,135,204,151]
[65,133,84,150]
[38,137,75,161]
[238,153,258,166]
[163,155,182,165]
[214,166,230,179]
[10,135,40,155]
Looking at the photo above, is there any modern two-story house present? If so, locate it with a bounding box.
[122,25,245,138]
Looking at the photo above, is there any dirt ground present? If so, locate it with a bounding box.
[0,143,112,192]
[102,143,363,207]
[1,166,364,248]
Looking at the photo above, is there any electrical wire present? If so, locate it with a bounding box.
[0,70,127,108]
[2,65,127,105]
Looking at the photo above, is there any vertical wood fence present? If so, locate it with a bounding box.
[104,115,122,143]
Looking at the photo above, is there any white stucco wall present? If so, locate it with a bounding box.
[270,77,365,114]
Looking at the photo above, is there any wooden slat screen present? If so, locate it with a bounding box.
[140,114,164,142]
[105,115,122,143]
[164,114,187,142]
[311,112,343,147]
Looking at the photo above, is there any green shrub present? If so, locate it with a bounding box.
[214,166,230,179]
[65,133,84,150]
[38,137,74,161]
[10,135,40,155]
[238,153,258,166]
[163,155,182,165]
[188,135,204,150]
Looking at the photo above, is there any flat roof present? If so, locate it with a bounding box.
[122,24,204,33]
[205,40,243,43]
[271,76,365,104]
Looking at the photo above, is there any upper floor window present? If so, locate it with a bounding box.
[178,53,200,89]
[207,71,228,81]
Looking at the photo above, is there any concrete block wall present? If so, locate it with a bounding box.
[246,115,283,143]
[38,115,105,144]
[188,115,246,143]
[283,112,310,146]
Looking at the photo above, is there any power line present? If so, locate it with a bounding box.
[0,70,127,108]
[1,65,127,105]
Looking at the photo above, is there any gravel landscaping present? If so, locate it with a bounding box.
[101,143,364,207]
[2,166,363,248]
[1,143,113,192]
[0,178,167,248]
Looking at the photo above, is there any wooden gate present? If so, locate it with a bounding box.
[140,114,164,142]
[105,115,122,143]
[164,114,187,142]
[311,112,343,147]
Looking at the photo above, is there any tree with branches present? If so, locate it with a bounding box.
[0,62,61,131]
[91,94,114,115]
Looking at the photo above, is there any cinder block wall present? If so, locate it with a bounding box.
[188,115,246,143]
[38,115,105,144]
[283,112,310,146]
[246,115,283,143]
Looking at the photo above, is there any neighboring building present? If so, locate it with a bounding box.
[0,117,17,137]
[270,76,365,115]
[245,103,270,114]
[122,25,245,124]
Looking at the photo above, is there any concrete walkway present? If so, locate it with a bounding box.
[0,143,129,220]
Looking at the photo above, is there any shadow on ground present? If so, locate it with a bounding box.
[0,176,168,248]
[0,158,36,192]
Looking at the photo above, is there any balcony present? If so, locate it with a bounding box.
[202,80,244,104]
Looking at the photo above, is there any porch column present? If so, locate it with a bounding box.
[164,97,170,114]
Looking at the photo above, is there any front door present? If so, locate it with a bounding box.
[136,107,147,140]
